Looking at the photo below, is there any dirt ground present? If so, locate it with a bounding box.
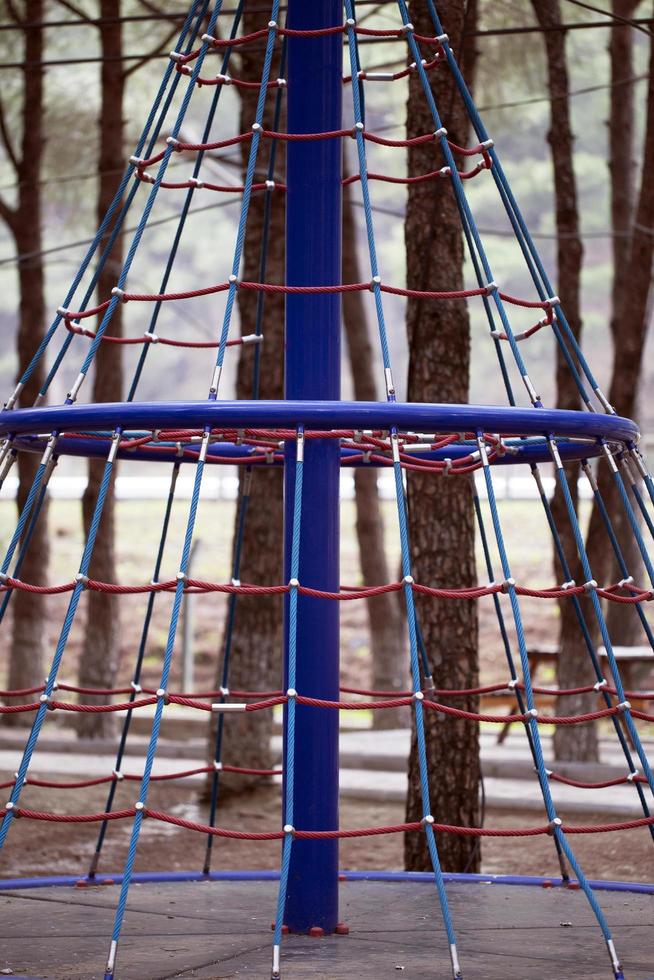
[1,779,653,885]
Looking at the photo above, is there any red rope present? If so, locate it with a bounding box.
[2,575,652,610]
[174,25,443,65]
[4,681,652,702]
[60,276,555,326]
[138,127,493,172]
[63,320,252,350]
[4,690,651,724]
[0,762,282,791]
[184,53,443,89]
[4,806,653,838]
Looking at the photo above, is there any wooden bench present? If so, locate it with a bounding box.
[496,645,654,744]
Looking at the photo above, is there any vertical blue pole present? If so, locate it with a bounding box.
[283,0,342,934]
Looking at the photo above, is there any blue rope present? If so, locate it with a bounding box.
[70,3,227,402]
[39,0,210,405]
[395,0,539,408]
[127,1,247,404]
[477,433,618,951]
[0,456,54,625]
[0,434,120,849]
[471,478,573,884]
[424,0,608,413]
[211,5,281,397]
[89,463,180,876]
[621,451,654,543]
[0,452,52,577]
[531,461,654,837]
[271,427,304,973]
[550,443,654,800]
[344,7,392,378]
[343,6,461,973]
[7,0,209,405]
[204,35,287,875]
[628,446,654,513]
[0,0,212,631]
[105,430,209,974]
[102,5,282,972]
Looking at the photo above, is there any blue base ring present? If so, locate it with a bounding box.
[1,869,652,895]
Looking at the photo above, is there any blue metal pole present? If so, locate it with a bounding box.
[283,0,342,934]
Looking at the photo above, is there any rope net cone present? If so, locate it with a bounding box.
[0,3,652,979]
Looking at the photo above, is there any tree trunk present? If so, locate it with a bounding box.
[206,9,286,788]
[605,1,642,647]
[531,0,595,760]
[342,176,406,728]
[77,0,124,738]
[404,0,480,874]
[574,11,654,726]
[4,0,48,723]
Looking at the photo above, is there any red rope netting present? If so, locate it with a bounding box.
[2,805,653,840]
[1,689,652,724]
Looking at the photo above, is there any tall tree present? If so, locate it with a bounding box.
[584,5,654,573]
[61,0,179,735]
[538,1,654,760]
[0,0,49,717]
[530,0,595,760]
[404,0,480,873]
[604,0,642,647]
[77,0,126,737]
[342,175,406,728]
[208,7,286,784]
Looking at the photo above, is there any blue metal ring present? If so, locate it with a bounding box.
[0,868,651,895]
[0,401,639,467]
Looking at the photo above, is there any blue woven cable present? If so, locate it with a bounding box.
[531,461,654,837]
[68,3,227,405]
[0,435,119,849]
[628,447,654,513]
[472,478,576,883]
[477,433,621,970]
[39,1,211,405]
[459,207,517,406]
[92,7,252,873]
[549,442,654,801]
[622,451,654,542]
[127,2,246,403]
[344,6,392,377]
[0,0,211,628]
[0,10,216,848]
[6,0,208,406]
[343,7,461,973]
[395,0,539,408]
[271,427,304,979]
[104,430,209,977]
[101,6,284,969]
[603,453,654,588]
[391,435,460,965]
[0,457,54,625]
[210,4,281,398]
[0,451,52,577]
[89,462,180,877]
[203,474,251,874]
[424,0,608,413]
[204,36,287,875]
